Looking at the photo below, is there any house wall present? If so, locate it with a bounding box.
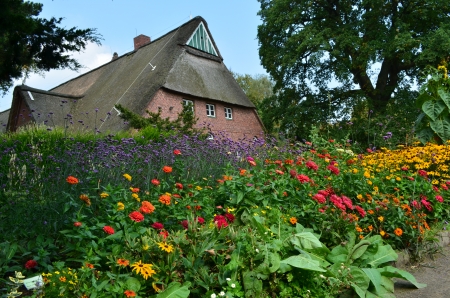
[144,89,264,140]
[9,94,33,131]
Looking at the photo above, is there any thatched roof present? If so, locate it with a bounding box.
[7,16,254,133]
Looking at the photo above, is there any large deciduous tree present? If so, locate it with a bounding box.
[232,72,274,107]
[257,0,450,137]
[0,0,102,94]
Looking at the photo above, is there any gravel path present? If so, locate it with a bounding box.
[394,244,450,298]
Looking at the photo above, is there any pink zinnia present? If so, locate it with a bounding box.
[341,196,353,209]
[151,179,160,186]
[151,222,164,230]
[327,165,340,175]
[313,194,326,204]
[354,206,366,218]
[306,161,319,171]
[421,199,433,211]
[411,200,421,209]
[129,211,145,222]
[197,217,205,224]
[435,195,444,203]
[297,174,310,183]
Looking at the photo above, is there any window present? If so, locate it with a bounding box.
[206,104,215,117]
[186,22,218,56]
[183,99,194,112]
[224,107,233,119]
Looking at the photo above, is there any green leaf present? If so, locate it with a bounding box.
[307,247,331,267]
[438,87,450,109]
[156,282,191,298]
[380,276,394,293]
[366,245,397,268]
[349,240,370,263]
[378,266,426,288]
[422,100,446,121]
[327,244,348,264]
[280,255,326,272]
[125,277,141,292]
[416,127,435,144]
[291,232,323,249]
[105,230,123,240]
[416,93,435,109]
[430,116,450,142]
[349,266,370,297]
[243,271,263,297]
[362,268,382,294]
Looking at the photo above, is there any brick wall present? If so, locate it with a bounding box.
[9,94,33,131]
[144,89,264,140]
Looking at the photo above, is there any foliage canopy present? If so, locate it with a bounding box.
[257,0,450,138]
[0,0,102,94]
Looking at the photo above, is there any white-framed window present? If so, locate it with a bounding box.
[224,107,233,119]
[182,99,194,112]
[206,104,215,117]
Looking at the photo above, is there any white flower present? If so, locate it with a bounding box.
[231,284,236,288]
[255,249,259,253]
[211,294,216,298]
[219,292,225,296]
[226,278,231,281]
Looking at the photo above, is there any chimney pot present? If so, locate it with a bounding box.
[134,34,151,50]
[111,52,118,61]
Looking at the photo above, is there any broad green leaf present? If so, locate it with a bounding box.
[307,247,331,267]
[362,268,382,294]
[349,281,366,298]
[156,282,191,298]
[125,277,141,292]
[106,230,123,240]
[280,255,326,272]
[438,87,450,109]
[291,232,322,249]
[416,127,435,144]
[349,266,370,292]
[366,245,397,268]
[243,271,263,297]
[349,240,370,262]
[380,276,394,293]
[430,116,450,142]
[326,245,348,264]
[422,100,446,121]
[416,93,435,108]
[378,266,426,288]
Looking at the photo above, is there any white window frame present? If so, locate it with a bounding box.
[224,107,233,119]
[206,104,215,117]
[182,99,194,112]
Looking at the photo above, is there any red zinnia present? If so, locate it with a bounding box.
[152,222,164,230]
[103,226,115,235]
[74,222,82,227]
[160,230,169,239]
[181,220,189,229]
[289,169,298,178]
[173,149,181,155]
[151,179,160,186]
[197,217,205,224]
[124,290,136,297]
[25,260,38,270]
[131,187,140,193]
[297,174,310,184]
[175,183,183,190]
[129,211,145,222]
[163,166,173,173]
[66,176,79,185]
[418,169,428,178]
[327,165,340,175]
[215,219,228,229]
[225,213,235,223]
[305,161,318,171]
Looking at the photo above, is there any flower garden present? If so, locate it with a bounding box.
[1,129,450,297]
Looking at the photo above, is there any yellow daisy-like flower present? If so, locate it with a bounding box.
[117,202,125,211]
[59,276,66,282]
[131,261,156,280]
[196,186,203,191]
[100,192,109,198]
[131,193,140,202]
[123,173,132,181]
[157,242,174,253]
[378,216,384,222]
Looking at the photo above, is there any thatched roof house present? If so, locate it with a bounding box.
[4,16,264,140]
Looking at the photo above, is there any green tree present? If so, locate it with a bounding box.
[232,72,274,107]
[257,0,450,137]
[0,0,102,94]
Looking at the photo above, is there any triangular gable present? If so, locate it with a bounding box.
[186,22,218,56]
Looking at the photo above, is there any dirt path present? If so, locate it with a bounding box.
[394,244,450,298]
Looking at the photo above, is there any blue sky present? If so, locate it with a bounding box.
[0,0,267,111]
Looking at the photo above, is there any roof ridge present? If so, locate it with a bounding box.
[18,85,84,99]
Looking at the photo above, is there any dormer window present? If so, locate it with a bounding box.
[186,22,218,56]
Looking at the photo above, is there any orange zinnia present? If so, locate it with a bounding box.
[79,194,91,206]
[124,290,136,297]
[140,201,155,214]
[394,228,403,237]
[159,194,171,205]
[162,166,172,173]
[117,258,129,266]
[289,217,297,225]
[66,176,79,184]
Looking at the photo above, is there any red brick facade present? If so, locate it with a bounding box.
[144,89,264,140]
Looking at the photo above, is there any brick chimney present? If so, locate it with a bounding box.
[134,34,151,50]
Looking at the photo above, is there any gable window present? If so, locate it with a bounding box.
[206,104,215,117]
[186,22,218,56]
[224,107,233,119]
[183,99,194,112]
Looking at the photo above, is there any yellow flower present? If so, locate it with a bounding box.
[100,192,109,198]
[367,180,372,185]
[131,193,140,202]
[157,242,174,253]
[59,276,66,282]
[378,216,384,222]
[196,186,203,191]
[352,168,358,174]
[364,171,371,178]
[123,174,132,181]
[357,194,363,200]
[379,230,386,237]
[131,261,156,280]
[117,202,125,211]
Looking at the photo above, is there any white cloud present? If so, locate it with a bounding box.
[0,43,112,111]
